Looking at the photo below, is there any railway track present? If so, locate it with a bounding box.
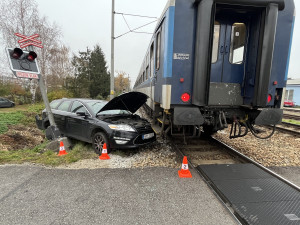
[276,122,300,137]
[171,136,300,225]
[283,114,300,121]
[283,108,300,121]
[284,108,300,113]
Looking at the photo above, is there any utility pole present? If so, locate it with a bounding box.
[110,0,115,100]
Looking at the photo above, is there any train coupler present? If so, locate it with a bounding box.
[229,119,248,139]
[218,111,228,129]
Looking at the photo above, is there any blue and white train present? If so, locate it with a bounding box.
[133,0,295,138]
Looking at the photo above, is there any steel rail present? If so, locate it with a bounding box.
[275,123,300,137]
[283,114,300,120]
[281,121,300,128]
[283,108,300,113]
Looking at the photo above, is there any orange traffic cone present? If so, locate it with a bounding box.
[58,141,68,156]
[178,156,192,178]
[99,143,110,160]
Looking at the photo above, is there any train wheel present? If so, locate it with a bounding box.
[202,126,216,136]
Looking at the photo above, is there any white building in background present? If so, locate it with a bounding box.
[286,79,300,106]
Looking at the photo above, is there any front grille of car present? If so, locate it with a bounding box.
[135,125,152,133]
[133,134,156,145]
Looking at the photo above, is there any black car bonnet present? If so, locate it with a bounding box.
[98,92,148,114]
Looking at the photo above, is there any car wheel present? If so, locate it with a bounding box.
[92,132,110,154]
[11,103,15,107]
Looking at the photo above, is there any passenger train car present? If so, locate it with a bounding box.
[133,0,295,139]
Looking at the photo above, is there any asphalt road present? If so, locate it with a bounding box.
[0,164,237,225]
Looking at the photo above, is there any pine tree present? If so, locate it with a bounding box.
[89,45,110,99]
[68,45,110,99]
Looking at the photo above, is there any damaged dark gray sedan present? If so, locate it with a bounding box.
[35,92,156,153]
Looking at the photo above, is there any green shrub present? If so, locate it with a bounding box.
[47,89,73,102]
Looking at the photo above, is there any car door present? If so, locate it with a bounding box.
[66,101,91,142]
[54,100,72,135]
[1,98,10,107]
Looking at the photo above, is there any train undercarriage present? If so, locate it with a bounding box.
[144,103,282,140]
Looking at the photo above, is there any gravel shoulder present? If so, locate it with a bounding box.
[57,138,180,169]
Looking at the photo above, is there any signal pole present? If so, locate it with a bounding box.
[110,0,115,100]
[27,45,55,127]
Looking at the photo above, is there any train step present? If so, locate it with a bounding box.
[156,116,170,125]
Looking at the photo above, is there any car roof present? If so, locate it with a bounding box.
[54,98,107,103]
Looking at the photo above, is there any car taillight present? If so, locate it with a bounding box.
[267,94,272,103]
[181,93,190,102]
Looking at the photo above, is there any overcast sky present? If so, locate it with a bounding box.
[35,0,300,84]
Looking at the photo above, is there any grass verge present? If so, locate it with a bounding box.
[0,111,25,134]
[0,141,98,166]
[282,119,300,125]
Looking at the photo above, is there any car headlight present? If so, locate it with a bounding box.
[108,124,135,132]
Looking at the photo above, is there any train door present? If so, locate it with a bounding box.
[209,11,250,105]
[211,14,248,84]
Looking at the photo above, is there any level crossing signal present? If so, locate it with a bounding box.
[6,47,40,79]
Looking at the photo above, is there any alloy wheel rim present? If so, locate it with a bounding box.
[94,135,104,152]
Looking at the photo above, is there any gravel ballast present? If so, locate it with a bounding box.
[214,128,300,167]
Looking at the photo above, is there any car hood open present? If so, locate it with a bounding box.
[98,92,148,114]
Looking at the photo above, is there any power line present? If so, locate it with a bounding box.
[122,14,131,31]
[114,12,158,19]
[115,19,157,39]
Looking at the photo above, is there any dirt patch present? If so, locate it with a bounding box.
[0,124,44,151]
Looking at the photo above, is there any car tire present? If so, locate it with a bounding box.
[11,103,15,107]
[92,132,110,154]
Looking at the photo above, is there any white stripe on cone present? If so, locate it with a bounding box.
[60,146,65,151]
[102,149,107,154]
[182,163,188,170]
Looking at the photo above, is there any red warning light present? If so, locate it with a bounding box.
[181,93,190,102]
[12,48,23,59]
[267,94,272,103]
[27,51,37,61]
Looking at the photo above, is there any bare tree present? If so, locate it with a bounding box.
[0,0,70,101]
[0,0,39,47]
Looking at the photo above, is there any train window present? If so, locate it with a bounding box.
[155,31,161,70]
[146,66,149,80]
[212,21,220,63]
[285,89,294,101]
[229,23,246,64]
[150,43,154,77]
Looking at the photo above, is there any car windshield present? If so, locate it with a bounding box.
[98,110,131,115]
[86,101,131,115]
[50,99,62,109]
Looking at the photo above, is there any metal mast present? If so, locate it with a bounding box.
[110,0,115,100]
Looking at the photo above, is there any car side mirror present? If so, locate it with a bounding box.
[76,111,87,117]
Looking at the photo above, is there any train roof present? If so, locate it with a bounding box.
[155,0,175,31]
